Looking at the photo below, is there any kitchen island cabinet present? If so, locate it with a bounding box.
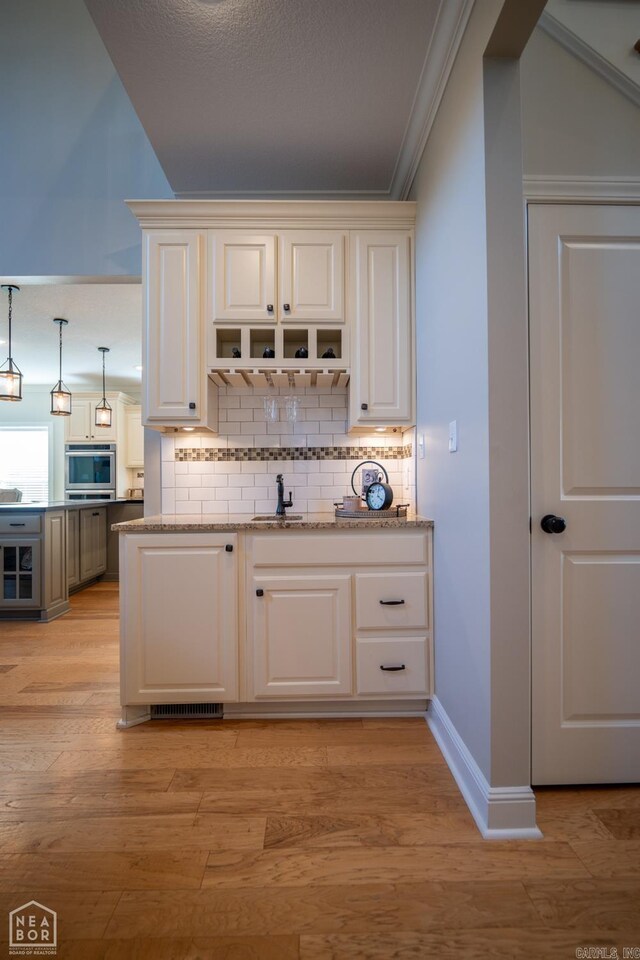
[0,502,110,621]
[114,515,432,727]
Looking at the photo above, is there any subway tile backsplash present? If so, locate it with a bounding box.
[161,386,416,515]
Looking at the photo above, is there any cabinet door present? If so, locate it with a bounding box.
[0,539,41,608]
[121,534,238,702]
[94,508,107,576]
[67,510,79,589]
[213,232,276,322]
[350,231,413,425]
[65,399,93,442]
[144,231,204,423]
[79,508,105,581]
[279,231,344,322]
[252,575,352,697]
[125,407,144,468]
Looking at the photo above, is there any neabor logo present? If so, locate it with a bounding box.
[9,901,57,955]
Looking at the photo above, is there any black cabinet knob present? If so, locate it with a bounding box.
[267,304,274,313]
[540,514,567,534]
[283,303,291,312]
[189,402,196,410]
[361,403,368,411]
[256,588,264,597]
[225,544,233,552]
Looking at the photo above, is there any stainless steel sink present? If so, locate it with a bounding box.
[251,514,304,521]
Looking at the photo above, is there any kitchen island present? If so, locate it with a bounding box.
[0,499,143,621]
[113,513,433,726]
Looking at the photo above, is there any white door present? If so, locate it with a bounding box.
[350,231,413,426]
[213,232,276,322]
[252,574,352,697]
[530,203,640,784]
[279,231,344,322]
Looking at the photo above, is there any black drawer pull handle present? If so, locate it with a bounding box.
[92,512,100,516]
[380,664,406,672]
[9,523,26,527]
[379,599,405,605]
[256,588,264,597]
[225,544,233,552]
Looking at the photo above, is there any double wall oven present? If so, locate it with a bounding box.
[65,444,116,500]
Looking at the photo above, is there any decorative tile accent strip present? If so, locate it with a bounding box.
[175,445,413,462]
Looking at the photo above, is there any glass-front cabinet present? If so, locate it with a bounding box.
[0,539,41,607]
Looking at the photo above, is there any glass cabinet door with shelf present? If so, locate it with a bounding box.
[0,539,41,607]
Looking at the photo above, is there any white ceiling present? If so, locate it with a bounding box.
[83,0,453,199]
[0,283,142,395]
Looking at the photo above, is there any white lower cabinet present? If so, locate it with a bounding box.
[119,527,432,714]
[251,574,352,697]
[120,533,238,704]
[245,529,432,704]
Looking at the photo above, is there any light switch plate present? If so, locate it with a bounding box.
[448,420,458,453]
[417,434,425,459]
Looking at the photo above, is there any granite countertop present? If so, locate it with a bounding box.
[112,512,433,533]
[0,499,144,512]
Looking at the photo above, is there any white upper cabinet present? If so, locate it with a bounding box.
[213,232,276,322]
[279,231,344,322]
[349,231,414,427]
[65,395,121,442]
[144,230,208,426]
[125,406,144,468]
[211,230,344,323]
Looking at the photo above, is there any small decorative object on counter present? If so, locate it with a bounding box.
[321,346,336,359]
[231,346,241,359]
[294,346,308,359]
[263,346,275,358]
[333,460,401,518]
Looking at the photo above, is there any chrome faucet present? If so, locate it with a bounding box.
[275,474,293,516]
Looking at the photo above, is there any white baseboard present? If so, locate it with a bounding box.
[117,705,151,728]
[427,697,541,839]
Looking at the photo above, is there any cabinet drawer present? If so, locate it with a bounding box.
[355,572,428,629]
[356,637,428,696]
[251,532,428,567]
[0,515,41,535]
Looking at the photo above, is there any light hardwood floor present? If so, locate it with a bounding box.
[1,582,639,959]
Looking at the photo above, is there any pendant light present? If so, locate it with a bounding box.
[95,347,112,428]
[0,284,23,401]
[50,319,72,416]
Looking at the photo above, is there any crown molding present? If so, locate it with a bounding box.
[539,11,640,111]
[126,199,417,230]
[389,0,476,200]
[524,175,640,203]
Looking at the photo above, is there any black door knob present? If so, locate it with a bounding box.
[283,303,290,312]
[266,304,274,313]
[361,402,368,411]
[225,544,233,552]
[541,514,566,534]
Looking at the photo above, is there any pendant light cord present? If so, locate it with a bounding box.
[58,321,63,381]
[102,348,106,400]
[7,287,12,359]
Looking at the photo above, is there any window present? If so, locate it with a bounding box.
[0,428,49,502]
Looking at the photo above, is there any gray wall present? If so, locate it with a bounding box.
[0,0,172,278]
[410,0,534,788]
[521,28,640,179]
